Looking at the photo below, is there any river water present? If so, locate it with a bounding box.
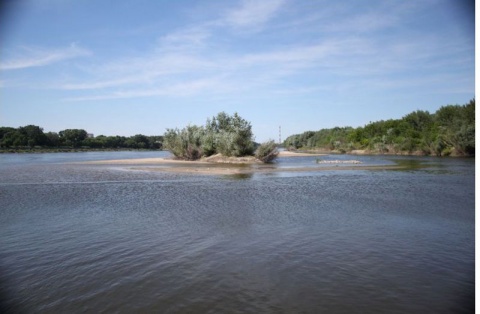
[0,152,475,313]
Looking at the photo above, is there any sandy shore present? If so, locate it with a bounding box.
[78,151,402,175]
[80,150,325,165]
[277,151,326,157]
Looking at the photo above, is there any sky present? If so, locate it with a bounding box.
[0,0,475,142]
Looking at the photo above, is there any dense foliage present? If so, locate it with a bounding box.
[163,112,257,160]
[0,126,163,150]
[255,140,279,162]
[284,99,475,156]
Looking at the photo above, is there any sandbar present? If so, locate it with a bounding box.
[78,151,402,175]
[79,151,326,165]
[277,151,327,157]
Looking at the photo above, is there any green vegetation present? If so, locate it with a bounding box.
[0,126,163,152]
[284,99,475,156]
[163,112,277,162]
[255,140,279,163]
[0,112,278,162]
[163,125,204,160]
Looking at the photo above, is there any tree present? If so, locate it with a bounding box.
[0,127,16,140]
[0,127,16,147]
[147,136,163,149]
[164,125,204,160]
[435,105,462,127]
[255,140,279,162]
[163,112,256,160]
[45,132,60,147]
[282,99,474,156]
[125,134,151,149]
[18,125,47,147]
[209,112,255,157]
[1,130,26,147]
[104,136,126,148]
[59,129,88,148]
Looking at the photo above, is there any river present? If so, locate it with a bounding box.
[0,151,475,313]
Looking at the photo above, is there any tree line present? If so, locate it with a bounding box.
[0,112,278,162]
[0,126,163,150]
[284,99,475,156]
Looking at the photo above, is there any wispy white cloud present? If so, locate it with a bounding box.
[324,12,397,33]
[59,53,216,91]
[239,39,363,67]
[158,26,211,52]
[38,0,292,95]
[63,76,227,101]
[0,43,91,71]
[11,0,470,105]
[61,38,369,102]
[223,0,286,29]
[61,77,144,90]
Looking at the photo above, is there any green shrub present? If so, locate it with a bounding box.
[163,112,256,159]
[255,140,279,162]
[163,125,204,160]
[208,112,255,157]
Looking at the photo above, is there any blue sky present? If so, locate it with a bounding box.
[0,0,474,142]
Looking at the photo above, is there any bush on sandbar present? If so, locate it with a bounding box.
[255,140,279,162]
[163,112,256,160]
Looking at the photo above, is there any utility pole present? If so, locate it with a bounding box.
[279,126,281,145]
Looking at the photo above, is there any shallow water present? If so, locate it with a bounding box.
[0,152,475,313]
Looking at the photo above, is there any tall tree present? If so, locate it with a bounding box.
[18,125,47,147]
[59,129,88,148]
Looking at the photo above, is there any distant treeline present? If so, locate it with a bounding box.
[284,99,475,156]
[0,127,163,151]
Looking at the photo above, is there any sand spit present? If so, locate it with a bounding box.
[277,151,327,157]
[202,154,261,164]
[80,151,325,165]
[317,160,362,164]
[78,151,402,175]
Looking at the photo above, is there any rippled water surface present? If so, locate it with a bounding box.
[0,152,475,313]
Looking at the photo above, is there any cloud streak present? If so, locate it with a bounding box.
[0,43,90,71]
[63,76,227,101]
[223,0,286,29]
[60,38,361,101]
[5,0,472,105]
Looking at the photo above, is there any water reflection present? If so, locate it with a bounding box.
[387,157,466,175]
[390,158,427,170]
[228,173,254,180]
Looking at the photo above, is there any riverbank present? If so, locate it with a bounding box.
[288,148,474,157]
